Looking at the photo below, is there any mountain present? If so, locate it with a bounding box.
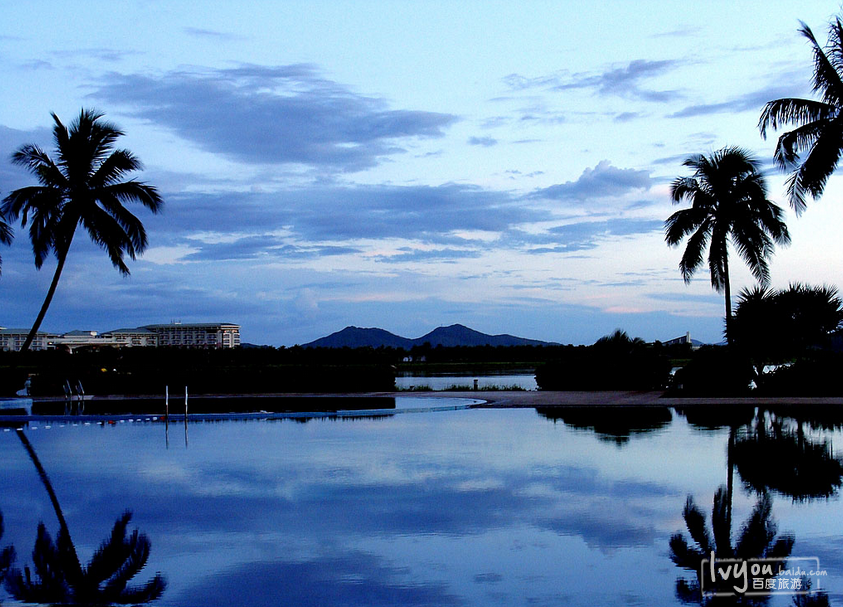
[415,324,550,347]
[303,326,414,349]
[302,324,554,349]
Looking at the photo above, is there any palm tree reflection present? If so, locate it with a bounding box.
[733,412,843,501]
[6,511,165,605]
[0,510,15,584]
[669,487,793,605]
[7,429,166,604]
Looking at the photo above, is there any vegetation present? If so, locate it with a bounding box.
[0,346,397,397]
[665,147,790,343]
[759,17,843,214]
[0,213,11,274]
[731,283,843,381]
[1,109,162,352]
[535,329,674,391]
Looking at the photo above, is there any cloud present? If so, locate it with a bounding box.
[613,112,641,123]
[669,81,810,118]
[531,161,652,201]
[373,248,482,263]
[179,550,462,607]
[504,59,682,102]
[180,234,361,262]
[149,183,546,245]
[516,219,663,254]
[467,136,497,147]
[90,64,458,172]
[183,27,243,41]
[52,48,141,63]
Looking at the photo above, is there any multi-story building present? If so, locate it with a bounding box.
[0,322,241,351]
[140,323,241,349]
[0,328,57,351]
[100,327,159,348]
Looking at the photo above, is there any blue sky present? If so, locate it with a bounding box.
[1,1,842,346]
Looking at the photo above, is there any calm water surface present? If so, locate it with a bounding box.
[1,402,841,606]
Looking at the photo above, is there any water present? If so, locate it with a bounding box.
[395,372,537,391]
[0,402,841,606]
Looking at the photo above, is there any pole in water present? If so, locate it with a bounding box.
[165,385,169,418]
[184,385,188,416]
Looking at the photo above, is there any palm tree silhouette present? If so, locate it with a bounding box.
[669,487,793,605]
[758,17,843,215]
[6,430,165,604]
[1,108,162,352]
[0,214,11,275]
[0,510,15,583]
[734,412,843,502]
[5,511,166,605]
[665,147,790,343]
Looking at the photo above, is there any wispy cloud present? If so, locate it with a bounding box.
[504,59,682,102]
[669,80,810,118]
[467,136,498,147]
[183,27,244,41]
[90,64,458,172]
[148,183,546,245]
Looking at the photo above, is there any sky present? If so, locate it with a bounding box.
[1,1,843,347]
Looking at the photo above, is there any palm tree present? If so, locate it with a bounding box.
[1,109,162,352]
[665,147,790,343]
[0,212,12,275]
[758,18,843,215]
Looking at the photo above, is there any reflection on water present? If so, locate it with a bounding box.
[669,487,793,604]
[536,406,673,445]
[734,412,843,502]
[6,512,166,605]
[4,429,166,605]
[0,404,841,606]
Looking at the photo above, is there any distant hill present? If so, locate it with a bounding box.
[302,324,554,349]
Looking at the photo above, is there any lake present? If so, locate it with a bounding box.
[0,401,841,606]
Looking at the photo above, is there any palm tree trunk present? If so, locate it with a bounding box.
[15,429,82,571]
[15,430,71,534]
[20,240,72,353]
[723,254,732,345]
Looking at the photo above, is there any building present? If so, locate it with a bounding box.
[0,322,241,351]
[139,323,241,349]
[0,328,58,351]
[100,327,159,348]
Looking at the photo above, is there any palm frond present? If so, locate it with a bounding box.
[759,98,835,139]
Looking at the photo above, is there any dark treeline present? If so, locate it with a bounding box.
[534,330,687,391]
[0,343,576,397]
[0,346,401,396]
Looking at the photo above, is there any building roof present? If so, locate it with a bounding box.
[0,328,55,335]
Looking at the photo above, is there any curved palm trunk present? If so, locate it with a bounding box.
[21,239,72,353]
[15,430,70,534]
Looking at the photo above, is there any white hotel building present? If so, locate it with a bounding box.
[0,322,241,351]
